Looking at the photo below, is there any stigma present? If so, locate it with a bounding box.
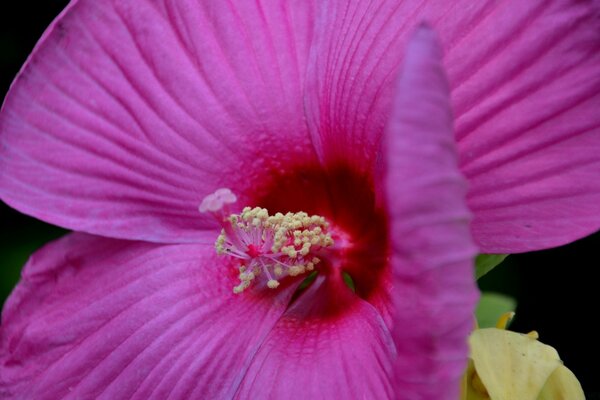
[199,188,334,294]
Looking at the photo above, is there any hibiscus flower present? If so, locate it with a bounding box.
[1,1,599,399]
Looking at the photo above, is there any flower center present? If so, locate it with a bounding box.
[200,188,335,293]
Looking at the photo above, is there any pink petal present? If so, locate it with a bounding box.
[305,1,600,252]
[0,233,298,399]
[449,2,600,253]
[384,26,478,399]
[0,0,318,243]
[304,0,414,171]
[235,276,396,399]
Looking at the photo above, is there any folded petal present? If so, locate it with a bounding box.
[0,0,318,243]
[0,233,297,399]
[305,0,600,252]
[384,26,478,400]
[537,365,585,400]
[469,329,562,400]
[235,276,396,399]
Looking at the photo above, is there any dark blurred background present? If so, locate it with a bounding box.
[1,1,598,396]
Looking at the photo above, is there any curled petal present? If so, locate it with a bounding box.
[384,26,478,400]
[468,328,566,400]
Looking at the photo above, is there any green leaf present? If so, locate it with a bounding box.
[475,254,508,280]
[475,292,517,328]
[342,271,356,292]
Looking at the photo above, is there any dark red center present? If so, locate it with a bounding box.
[250,162,390,316]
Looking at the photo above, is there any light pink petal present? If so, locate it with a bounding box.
[0,0,318,243]
[305,0,600,252]
[235,276,396,399]
[0,233,298,399]
[384,27,478,399]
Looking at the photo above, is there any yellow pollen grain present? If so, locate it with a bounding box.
[267,279,280,289]
[215,232,227,254]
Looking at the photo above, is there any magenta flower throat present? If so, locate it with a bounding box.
[1,1,599,399]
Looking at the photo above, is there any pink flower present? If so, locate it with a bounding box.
[1,1,599,399]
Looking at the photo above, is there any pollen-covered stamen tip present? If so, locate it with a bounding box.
[199,188,334,294]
